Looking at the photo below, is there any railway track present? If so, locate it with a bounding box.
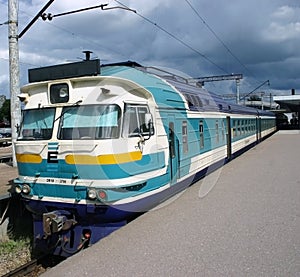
[3,255,64,277]
[3,258,41,277]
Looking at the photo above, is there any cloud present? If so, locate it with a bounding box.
[264,21,300,42]
[272,5,296,19]
[0,0,300,99]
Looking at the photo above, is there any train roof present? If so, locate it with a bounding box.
[28,59,274,117]
[101,62,273,116]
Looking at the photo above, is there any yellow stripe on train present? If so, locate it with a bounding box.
[65,151,143,165]
[16,153,42,163]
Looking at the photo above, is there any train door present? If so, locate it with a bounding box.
[168,119,179,185]
[226,116,232,160]
[256,117,261,142]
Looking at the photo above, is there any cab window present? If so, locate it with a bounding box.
[58,104,120,140]
[123,104,154,137]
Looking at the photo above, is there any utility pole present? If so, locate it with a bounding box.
[8,0,21,167]
[194,74,243,105]
[236,79,240,105]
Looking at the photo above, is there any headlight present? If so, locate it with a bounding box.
[15,185,22,194]
[87,189,97,200]
[22,184,31,194]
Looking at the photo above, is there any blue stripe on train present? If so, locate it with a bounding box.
[23,170,171,202]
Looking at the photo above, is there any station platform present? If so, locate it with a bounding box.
[0,146,17,200]
[42,130,300,276]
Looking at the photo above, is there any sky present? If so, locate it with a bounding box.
[0,0,300,100]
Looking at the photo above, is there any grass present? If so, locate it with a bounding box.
[0,237,31,255]
[0,237,32,276]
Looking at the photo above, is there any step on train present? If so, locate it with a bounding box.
[14,59,276,257]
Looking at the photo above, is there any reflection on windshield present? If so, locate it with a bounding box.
[58,104,121,140]
[18,108,55,140]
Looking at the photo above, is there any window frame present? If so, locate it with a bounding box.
[58,104,121,140]
[199,120,204,149]
[122,104,154,138]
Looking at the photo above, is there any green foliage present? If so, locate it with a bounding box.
[0,238,30,255]
[0,99,11,123]
[248,95,261,101]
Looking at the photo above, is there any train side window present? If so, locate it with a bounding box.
[241,120,244,135]
[233,120,236,137]
[215,120,219,144]
[246,120,249,133]
[247,119,250,133]
[222,120,225,141]
[199,120,204,149]
[123,104,154,137]
[182,121,188,153]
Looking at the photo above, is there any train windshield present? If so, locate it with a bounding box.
[18,108,55,140]
[58,104,121,140]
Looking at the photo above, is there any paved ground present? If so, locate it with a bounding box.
[42,131,300,276]
[38,131,300,276]
[0,146,17,198]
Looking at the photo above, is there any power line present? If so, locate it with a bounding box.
[184,0,273,93]
[19,0,55,38]
[114,0,229,75]
[16,3,129,63]
[184,0,258,80]
[0,57,38,67]
[40,3,136,21]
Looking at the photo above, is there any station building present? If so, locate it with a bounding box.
[273,90,300,129]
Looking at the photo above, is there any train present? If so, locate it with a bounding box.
[14,59,276,257]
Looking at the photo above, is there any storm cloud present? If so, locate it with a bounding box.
[0,0,299,98]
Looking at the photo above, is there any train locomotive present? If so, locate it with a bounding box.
[14,59,276,257]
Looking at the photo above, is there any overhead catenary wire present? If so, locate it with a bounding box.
[113,0,270,96]
[41,3,136,21]
[113,0,264,98]
[114,0,229,75]
[184,0,255,78]
[10,3,130,66]
[183,0,273,95]
[3,1,274,98]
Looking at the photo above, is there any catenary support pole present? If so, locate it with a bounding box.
[236,79,240,105]
[8,0,21,167]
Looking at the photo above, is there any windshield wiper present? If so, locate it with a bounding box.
[53,100,82,123]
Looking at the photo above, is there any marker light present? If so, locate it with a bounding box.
[83,230,91,239]
[98,190,107,200]
[87,189,97,200]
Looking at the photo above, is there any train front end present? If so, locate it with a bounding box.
[14,61,169,256]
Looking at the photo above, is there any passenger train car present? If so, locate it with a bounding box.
[14,59,276,257]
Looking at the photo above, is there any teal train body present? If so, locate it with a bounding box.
[14,60,276,256]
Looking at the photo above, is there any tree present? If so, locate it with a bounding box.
[248,95,261,101]
[0,99,11,125]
